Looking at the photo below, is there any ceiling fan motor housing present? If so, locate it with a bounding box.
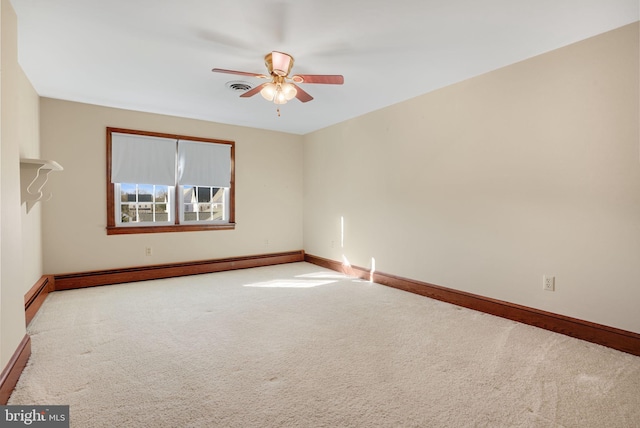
[265,51,294,77]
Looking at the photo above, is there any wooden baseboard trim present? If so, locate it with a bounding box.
[54,250,305,291]
[0,335,31,405]
[305,253,640,357]
[24,275,54,326]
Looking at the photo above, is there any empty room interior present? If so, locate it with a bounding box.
[1,0,640,426]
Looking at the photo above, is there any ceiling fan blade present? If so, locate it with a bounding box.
[292,84,313,103]
[212,68,268,78]
[239,83,268,98]
[292,74,344,84]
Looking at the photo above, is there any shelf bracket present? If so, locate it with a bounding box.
[20,158,63,213]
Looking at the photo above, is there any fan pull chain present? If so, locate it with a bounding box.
[277,108,281,117]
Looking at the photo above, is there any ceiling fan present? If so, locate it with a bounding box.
[212,51,344,105]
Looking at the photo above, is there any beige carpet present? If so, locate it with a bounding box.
[9,262,640,427]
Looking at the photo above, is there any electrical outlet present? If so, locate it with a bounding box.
[543,275,555,291]
[145,246,152,256]
[264,239,269,248]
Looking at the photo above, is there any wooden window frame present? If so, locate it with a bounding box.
[106,127,235,235]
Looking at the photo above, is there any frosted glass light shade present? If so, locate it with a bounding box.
[274,90,288,105]
[281,83,297,100]
[260,83,277,101]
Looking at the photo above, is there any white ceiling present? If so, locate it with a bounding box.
[9,0,639,135]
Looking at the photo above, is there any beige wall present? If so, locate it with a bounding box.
[303,23,640,333]
[19,58,42,295]
[1,0,40,368]
[39,99,304,273]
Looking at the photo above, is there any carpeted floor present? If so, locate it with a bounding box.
[9,262,640,427]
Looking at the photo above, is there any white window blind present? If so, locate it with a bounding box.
[177,140,231,188]
[111,133,177,185]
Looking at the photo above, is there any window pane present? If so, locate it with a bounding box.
[211,188,225,221]
[154,186,169,218]
[120,184,136,222]
[118,183,172,225]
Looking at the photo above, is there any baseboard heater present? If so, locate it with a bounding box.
[53,250,305,291]
[0,335,31,405]
[304,253,640,357]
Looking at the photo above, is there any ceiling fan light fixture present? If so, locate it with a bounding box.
[261,81,296,105]
[274,91,288,105]
[281,82,297,101]
[260,82,277,101]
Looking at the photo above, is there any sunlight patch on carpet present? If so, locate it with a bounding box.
[243,278,337,288]
[295,271,349,280]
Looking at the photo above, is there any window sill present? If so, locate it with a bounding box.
[106,223,236,235]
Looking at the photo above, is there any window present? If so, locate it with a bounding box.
[106,128,235,234]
